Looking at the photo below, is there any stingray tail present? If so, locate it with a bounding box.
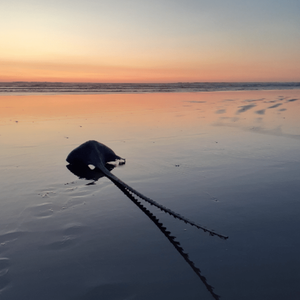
[103,168,228,240]
[114,181,221,300]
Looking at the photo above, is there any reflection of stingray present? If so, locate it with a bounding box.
[67,163,115,181]
[67,141,224,299]
[66,141,228,240]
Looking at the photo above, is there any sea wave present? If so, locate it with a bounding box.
[0,82,299,95]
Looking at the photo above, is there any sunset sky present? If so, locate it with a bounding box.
[1,0,300,82]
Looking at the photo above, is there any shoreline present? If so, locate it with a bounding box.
[1,88,300,97]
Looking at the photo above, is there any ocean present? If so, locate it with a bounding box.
[0,81,300,94]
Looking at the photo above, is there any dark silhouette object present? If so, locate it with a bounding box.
[66,140,228,240]
[66,162,114,181]
[66,164,221,299]
[66,140,228,300]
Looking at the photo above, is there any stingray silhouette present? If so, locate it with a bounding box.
[66,140,228,239]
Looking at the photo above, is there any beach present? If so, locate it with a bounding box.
[1,89,300,299]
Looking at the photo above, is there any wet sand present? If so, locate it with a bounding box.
[1,90,300,299]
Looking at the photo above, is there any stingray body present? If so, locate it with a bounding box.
[66,140,228,239]
[66,140,124,167]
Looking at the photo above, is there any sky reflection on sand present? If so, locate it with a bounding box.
[1,90,299,144]
[0,90,300,299]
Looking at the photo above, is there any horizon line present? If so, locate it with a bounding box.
[1,80,300,84]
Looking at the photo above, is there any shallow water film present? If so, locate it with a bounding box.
[0,90,300,300]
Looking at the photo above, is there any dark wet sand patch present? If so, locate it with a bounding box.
[236,103,256,114]
[268,103,282,109]
[215,109,226,114]
[255,109,265,115]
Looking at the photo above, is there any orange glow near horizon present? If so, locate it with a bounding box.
[1,58,300,83]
